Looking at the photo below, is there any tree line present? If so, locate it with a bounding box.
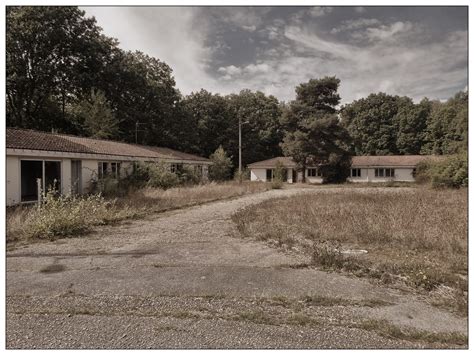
[7,7,468,179]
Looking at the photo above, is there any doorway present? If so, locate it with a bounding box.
[20,160,61,202]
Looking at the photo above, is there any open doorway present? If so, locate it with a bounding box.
[20,160,61,202]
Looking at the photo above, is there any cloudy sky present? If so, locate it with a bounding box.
[83,6,467,104]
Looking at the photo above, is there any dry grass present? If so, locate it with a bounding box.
[232,187,467,315]
[7,181,270,243]
[120,181,270,213]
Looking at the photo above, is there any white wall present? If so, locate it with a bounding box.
[348,167,416,182]
[250,168,267,182]
[6,156,20,206]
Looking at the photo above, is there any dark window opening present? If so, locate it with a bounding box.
[266,169,273,181]
[351,168,361,177]
[45,161,61,192]
[21,160,43,202]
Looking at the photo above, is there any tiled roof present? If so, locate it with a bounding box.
[247,156,297,168]
[6,128,210,162]
[248,155,444,169]
[351,155,442,167]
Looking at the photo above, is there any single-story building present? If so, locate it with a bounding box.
[6,128,211,206]
[248,157,323,184]
[249,155,440,183]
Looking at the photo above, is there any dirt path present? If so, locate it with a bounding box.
[6,187,467,349]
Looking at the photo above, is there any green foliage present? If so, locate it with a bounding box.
[415,153,468,188]
[177,165,202,186]
[6,6,117,132]
[71,89,121,139]
[341,91,467,157]
[234,168,250,182]
[340,93,409,155]
[24,191,130,239]
[421,92,468,155]
[271,161,285,189]
[144,162,180,189]
[209,146,233,181]
[281,77,352,184]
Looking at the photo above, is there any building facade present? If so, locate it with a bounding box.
[249,155,440,184]
[6,128,211,206]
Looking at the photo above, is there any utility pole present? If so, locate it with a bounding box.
[239,115,242,183]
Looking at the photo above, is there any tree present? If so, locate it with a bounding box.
[226,90,283,169]
[208,146,233,181]
[6,6,117,132]
[179,89,232,157]
[421,91,467,155]
[103,50,181,147]
[71,89,121,139]
[395,98,430,154]
[340,93,404,155]
[281,77,352,183]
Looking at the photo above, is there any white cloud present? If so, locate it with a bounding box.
[363,21,414,41]
[330,18,380,34]
[354,7,366,14]
[83,7,467,104]
[309,7,333,18]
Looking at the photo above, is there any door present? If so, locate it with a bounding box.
[21,160,43,202]
[71,160,82,194]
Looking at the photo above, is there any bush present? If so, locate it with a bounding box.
[23,191,133,239]
[209,146,233,181]
[147,162,180,189]
[234,168,250,182]
[177,165,201,185]
[271,161,285,189]
[415,153,468,188]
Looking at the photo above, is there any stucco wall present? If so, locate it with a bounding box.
[349,167,415,182]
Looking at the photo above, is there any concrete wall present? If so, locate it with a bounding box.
[348,167,416,182]
[6,156,20,205]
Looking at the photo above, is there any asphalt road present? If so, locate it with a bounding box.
[6,187,468,349]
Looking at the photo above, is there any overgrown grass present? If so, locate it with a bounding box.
[232,187,467,315]
[7,181,270,243]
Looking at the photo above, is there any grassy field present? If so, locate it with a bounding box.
[232,187,468,315]
[7,181,270,243]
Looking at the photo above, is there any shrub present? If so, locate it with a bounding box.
[311,240,345,268]
[271,161,285,189]
[23,191,133,239]
[177,165,201,185]
[415,153,468,188]
[234,168,250,182]
[209,146,233,181]
[143,162,180,190]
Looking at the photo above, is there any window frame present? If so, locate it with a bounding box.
[351,168,361,178]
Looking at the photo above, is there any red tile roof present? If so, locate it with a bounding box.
[6,128,210,162]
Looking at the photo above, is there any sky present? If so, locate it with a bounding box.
[82,6,467,104]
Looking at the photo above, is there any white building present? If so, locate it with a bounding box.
[249,155,440,184]
[248,157,323,184]
[6,128,211,206]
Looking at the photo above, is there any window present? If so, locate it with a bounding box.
[110,162,121,178]
[98,162,108,179]
[375,168,394,178]
[170,163,183,173]
[351,168,361,177]
[307,168,321,177]
[99,162,121,179]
